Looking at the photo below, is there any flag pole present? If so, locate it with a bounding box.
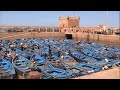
[106,11,108,34]
[74,11,75,17]
[107,11,108,27]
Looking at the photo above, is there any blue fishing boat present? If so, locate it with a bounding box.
[44,68,72,79]
[92,60,109,70]
[82,48,102,60]
[31,53,47,65]
[0,58,15,79]
[73,62,89,75]
[61,53,81,77]
[70,50,86,62]
[35,60,72,79]
[12,56,32,76]
[47,57,66,70]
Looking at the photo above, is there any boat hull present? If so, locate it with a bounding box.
[0,59,15,79]
[12,56,31,76]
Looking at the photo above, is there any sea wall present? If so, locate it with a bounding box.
[0,32,119,47]
[32,32,65,39]
[0,32,66,40]
[72,33,120,47]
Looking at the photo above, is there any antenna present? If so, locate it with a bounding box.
[119,11,120,32]
[106,11,108,29]
[74,11,75,17]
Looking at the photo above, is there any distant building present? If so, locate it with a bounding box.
[59,16,80,32]
[97,25,106,31]
[0,16,118,34]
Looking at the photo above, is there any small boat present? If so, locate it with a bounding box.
[12,55,32,76]
[40,46,49,56]
[22,60,53,79]
[69,50,86,62]
[82,48,102,60]
[59,53,81,77]
[107,60,120,68]
[47,56,66,70]
[73,62,101,75]
[43,68,72,79]
[92,61,109,70]
[21,50,32,60]
[0,58,15,79]
[35,60,72,79]
[61,53,78,66]
[31,53,47,65]
[35,61,56,79]
[82,56,98,63]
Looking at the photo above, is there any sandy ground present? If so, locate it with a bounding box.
[73,67,120,79]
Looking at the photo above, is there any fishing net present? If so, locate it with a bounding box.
[27,71,42,79]
[0,72,11,79]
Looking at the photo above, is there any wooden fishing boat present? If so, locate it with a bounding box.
[69,50,86,62]
[61,53,78,66]
[82,48,102,60]
[73,62,94,75]
[23,64,72,79]
[31,53,47,65]
[0,58,15,79]
[47,56,66,70]
[60,53,81,77]
[37,61,72,79]
[12,56,32,76]
[34,60,72,79]
[43,68,72,79]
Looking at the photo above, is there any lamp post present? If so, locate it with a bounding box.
[106,11,109,34]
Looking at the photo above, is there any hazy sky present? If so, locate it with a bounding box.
[0,11,119,27]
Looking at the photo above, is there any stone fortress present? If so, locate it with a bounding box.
[59,16,118,34]
[0,16,119,34]
[0,16,120,47]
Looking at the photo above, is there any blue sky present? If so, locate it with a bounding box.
[0,11,119,27]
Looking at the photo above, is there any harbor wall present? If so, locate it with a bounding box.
[0,32,33,40]
[0,32,120,47]
[0,32,66,40]
[33,32,65,39]
[72,33,120,47]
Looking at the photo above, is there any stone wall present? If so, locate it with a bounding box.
[32,32,65,39]
[72,33,120,47]
[0,32,119,47]
[0,32,32,40]
[0,32,66,40]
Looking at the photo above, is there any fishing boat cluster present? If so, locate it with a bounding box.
[0,38,120,79]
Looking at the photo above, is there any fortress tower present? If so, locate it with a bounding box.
[59,16,80,32]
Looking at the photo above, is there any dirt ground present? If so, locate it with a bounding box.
[73,67,120,79]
